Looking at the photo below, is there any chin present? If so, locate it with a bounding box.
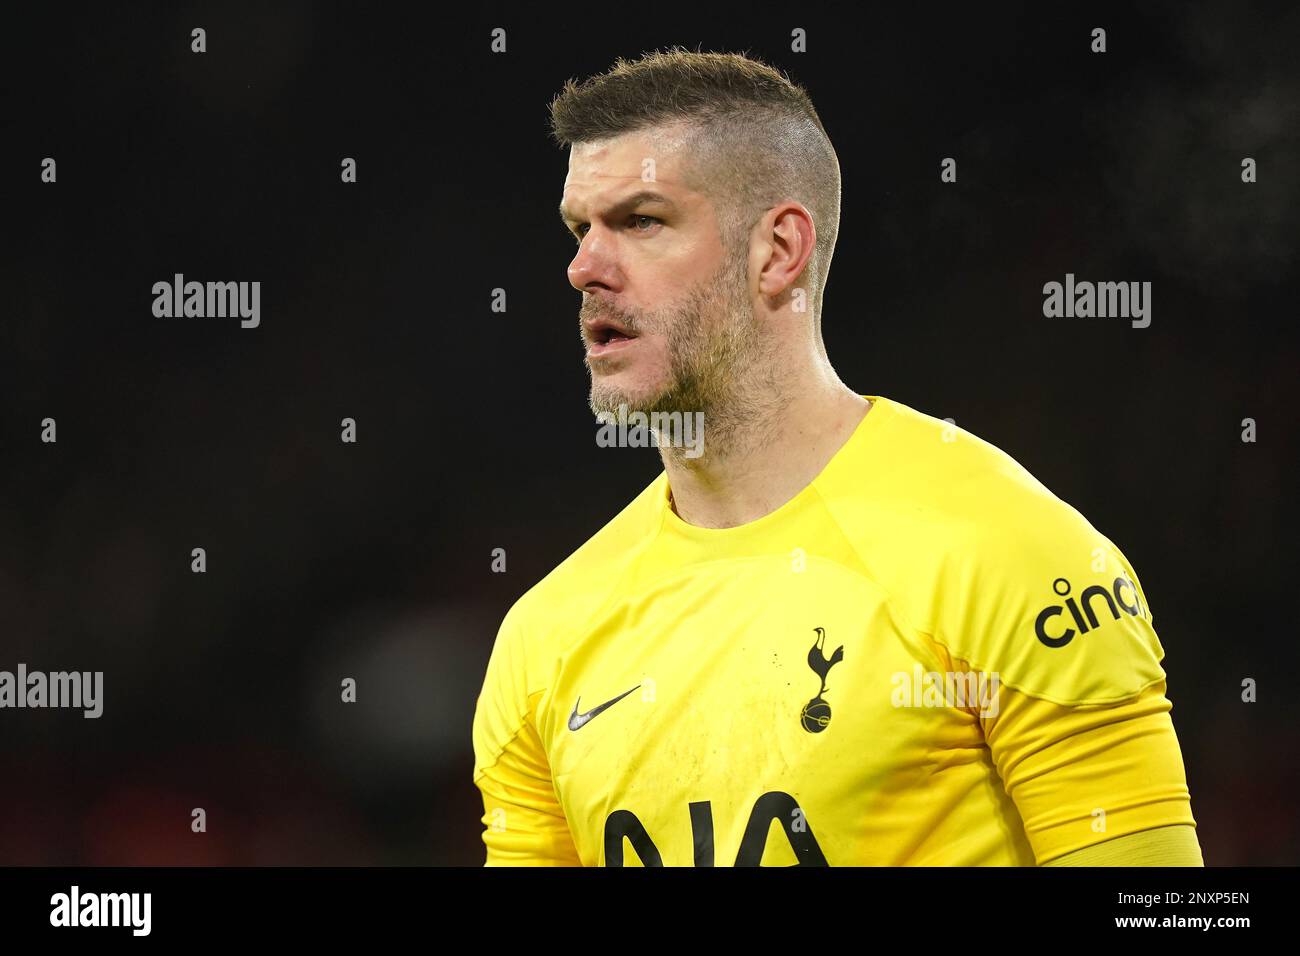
[590,375,667,416]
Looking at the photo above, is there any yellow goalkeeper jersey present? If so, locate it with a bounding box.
[472,395,1197,865]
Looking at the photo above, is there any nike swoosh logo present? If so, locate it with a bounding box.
[568,684,640,731]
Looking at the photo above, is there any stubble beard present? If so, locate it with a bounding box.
[584,245,776,458]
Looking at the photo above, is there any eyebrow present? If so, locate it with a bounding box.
[558,190,677,229]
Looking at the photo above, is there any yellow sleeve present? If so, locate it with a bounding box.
[922,486,1198,864]
[1046,824,1203,866]
[472,605,582,866]
[978,677,1199,864]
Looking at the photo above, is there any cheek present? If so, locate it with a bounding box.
[627,337,673,378]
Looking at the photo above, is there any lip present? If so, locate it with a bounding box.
[586,335,639,359]
[582,313,640,359]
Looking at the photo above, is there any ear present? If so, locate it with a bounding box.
[757,202,816,298]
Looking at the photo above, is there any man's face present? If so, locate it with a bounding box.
[561,128,758,419]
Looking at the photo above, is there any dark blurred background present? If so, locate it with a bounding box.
[1,3,1296,865]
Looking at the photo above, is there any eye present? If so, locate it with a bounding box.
[570,215,661,243]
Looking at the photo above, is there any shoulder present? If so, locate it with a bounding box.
[836,398,1167,705]
[934,412,1165,705]
[498,470,668,660]
[474,471,667,776]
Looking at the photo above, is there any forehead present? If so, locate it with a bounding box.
[562,126,695,206]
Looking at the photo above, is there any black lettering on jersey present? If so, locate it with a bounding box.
[604,809,663,866]
[689,800,714,867]
[735,791,828,866]
[604,792,827,866]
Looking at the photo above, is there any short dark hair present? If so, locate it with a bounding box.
[549,47,841,314]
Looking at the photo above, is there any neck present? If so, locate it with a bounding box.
[661,377,871,529]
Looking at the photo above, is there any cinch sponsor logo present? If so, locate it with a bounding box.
[1035,576,1146,648]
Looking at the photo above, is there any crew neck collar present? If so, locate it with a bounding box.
[658,395,890,539]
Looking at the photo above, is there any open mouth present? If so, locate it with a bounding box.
[585,317,639,351]
[593,326,635,345]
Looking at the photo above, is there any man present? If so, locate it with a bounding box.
[471,48,1202,866]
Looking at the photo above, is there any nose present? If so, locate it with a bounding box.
[567,230,616,294]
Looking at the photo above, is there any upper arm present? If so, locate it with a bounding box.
[475,725,583,866]
[472,605,582,866]
[1046,824,1203,866]
[979,677,1199,864]
[928,486,1199,864]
